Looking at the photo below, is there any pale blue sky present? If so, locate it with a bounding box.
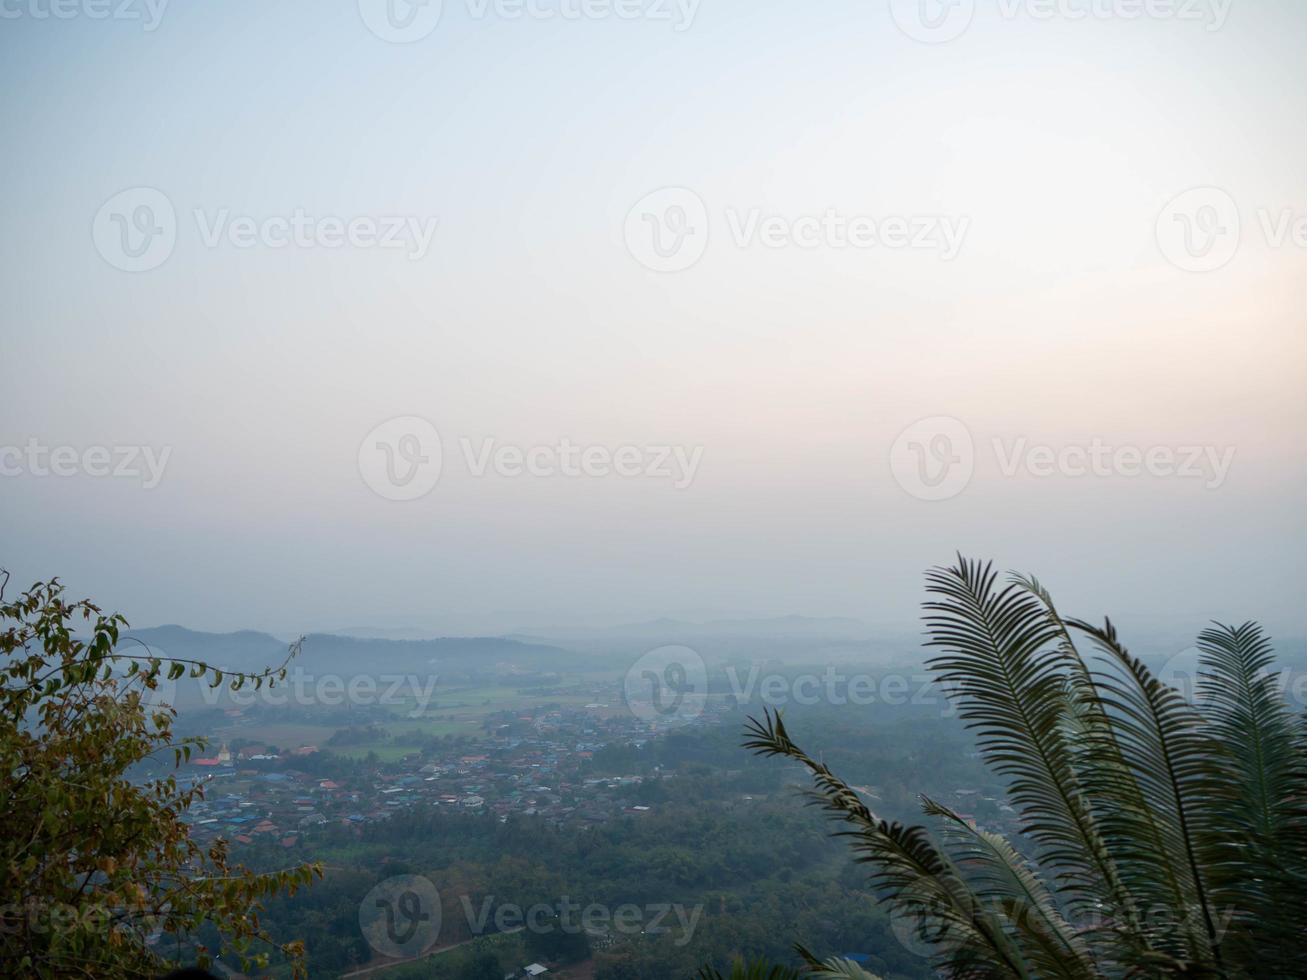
[1,1,1304,635]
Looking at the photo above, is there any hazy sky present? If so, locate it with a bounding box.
[1,0,1304,636]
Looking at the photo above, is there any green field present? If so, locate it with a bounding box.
[211,679,613,760]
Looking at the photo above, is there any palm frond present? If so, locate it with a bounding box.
[1067,617,1229,971]
[719,557,1307,980]
[1195,622,1307,849]
[698,952,886,980]
[795,945,886,978]
[1194,622,1307,972]
[696,960,806,980]
[920,797,1097,980]
[1010,571,1156,955]
[744,709,1030,978]
[924,558,1134,934]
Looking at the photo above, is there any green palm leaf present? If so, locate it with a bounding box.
[1194,622,1307,972]
[920,797,1097,980]
[1011,571,1161,959]
[1195,622,1307,851]
[696,960,806,980]
[924,558,1135,938]
[1067,617,1229,972]
[795,947,887,978]
[697,952,885,980]
[744,709,1030,978]
[707,557,1307,980]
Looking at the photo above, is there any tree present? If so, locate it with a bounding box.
[523,914,591,964]
[707,557,1307,979]
[462,948,503,980]
[700,957,880,980]
[0,573,322,977]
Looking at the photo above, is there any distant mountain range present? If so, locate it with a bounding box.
[321,615,892,643]
[123,625,574,676]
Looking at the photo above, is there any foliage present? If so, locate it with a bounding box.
[246,768,932,977]
[699,952,885,979]
[523,914,591,963]
[0,573,322,977]
[720,557,1307,978]
[462,949,503,979]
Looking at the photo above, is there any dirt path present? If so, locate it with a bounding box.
[340,926,524,978]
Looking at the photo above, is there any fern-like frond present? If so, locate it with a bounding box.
[1068,617,1229,972]
[698,952,886,980]
[744,709,1030,979]
[924,559,1134,935]
[1194,622,1307,973]
[1195,622,1307,849]
[721,558,1307,980]
[921,797,1098,980]
[696,959,806,980]
[795,946,886,978]
[1010,571,1155,958]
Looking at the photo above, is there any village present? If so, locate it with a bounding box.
[177,696,733,852]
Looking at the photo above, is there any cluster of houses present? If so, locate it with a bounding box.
[180,702,720,848]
